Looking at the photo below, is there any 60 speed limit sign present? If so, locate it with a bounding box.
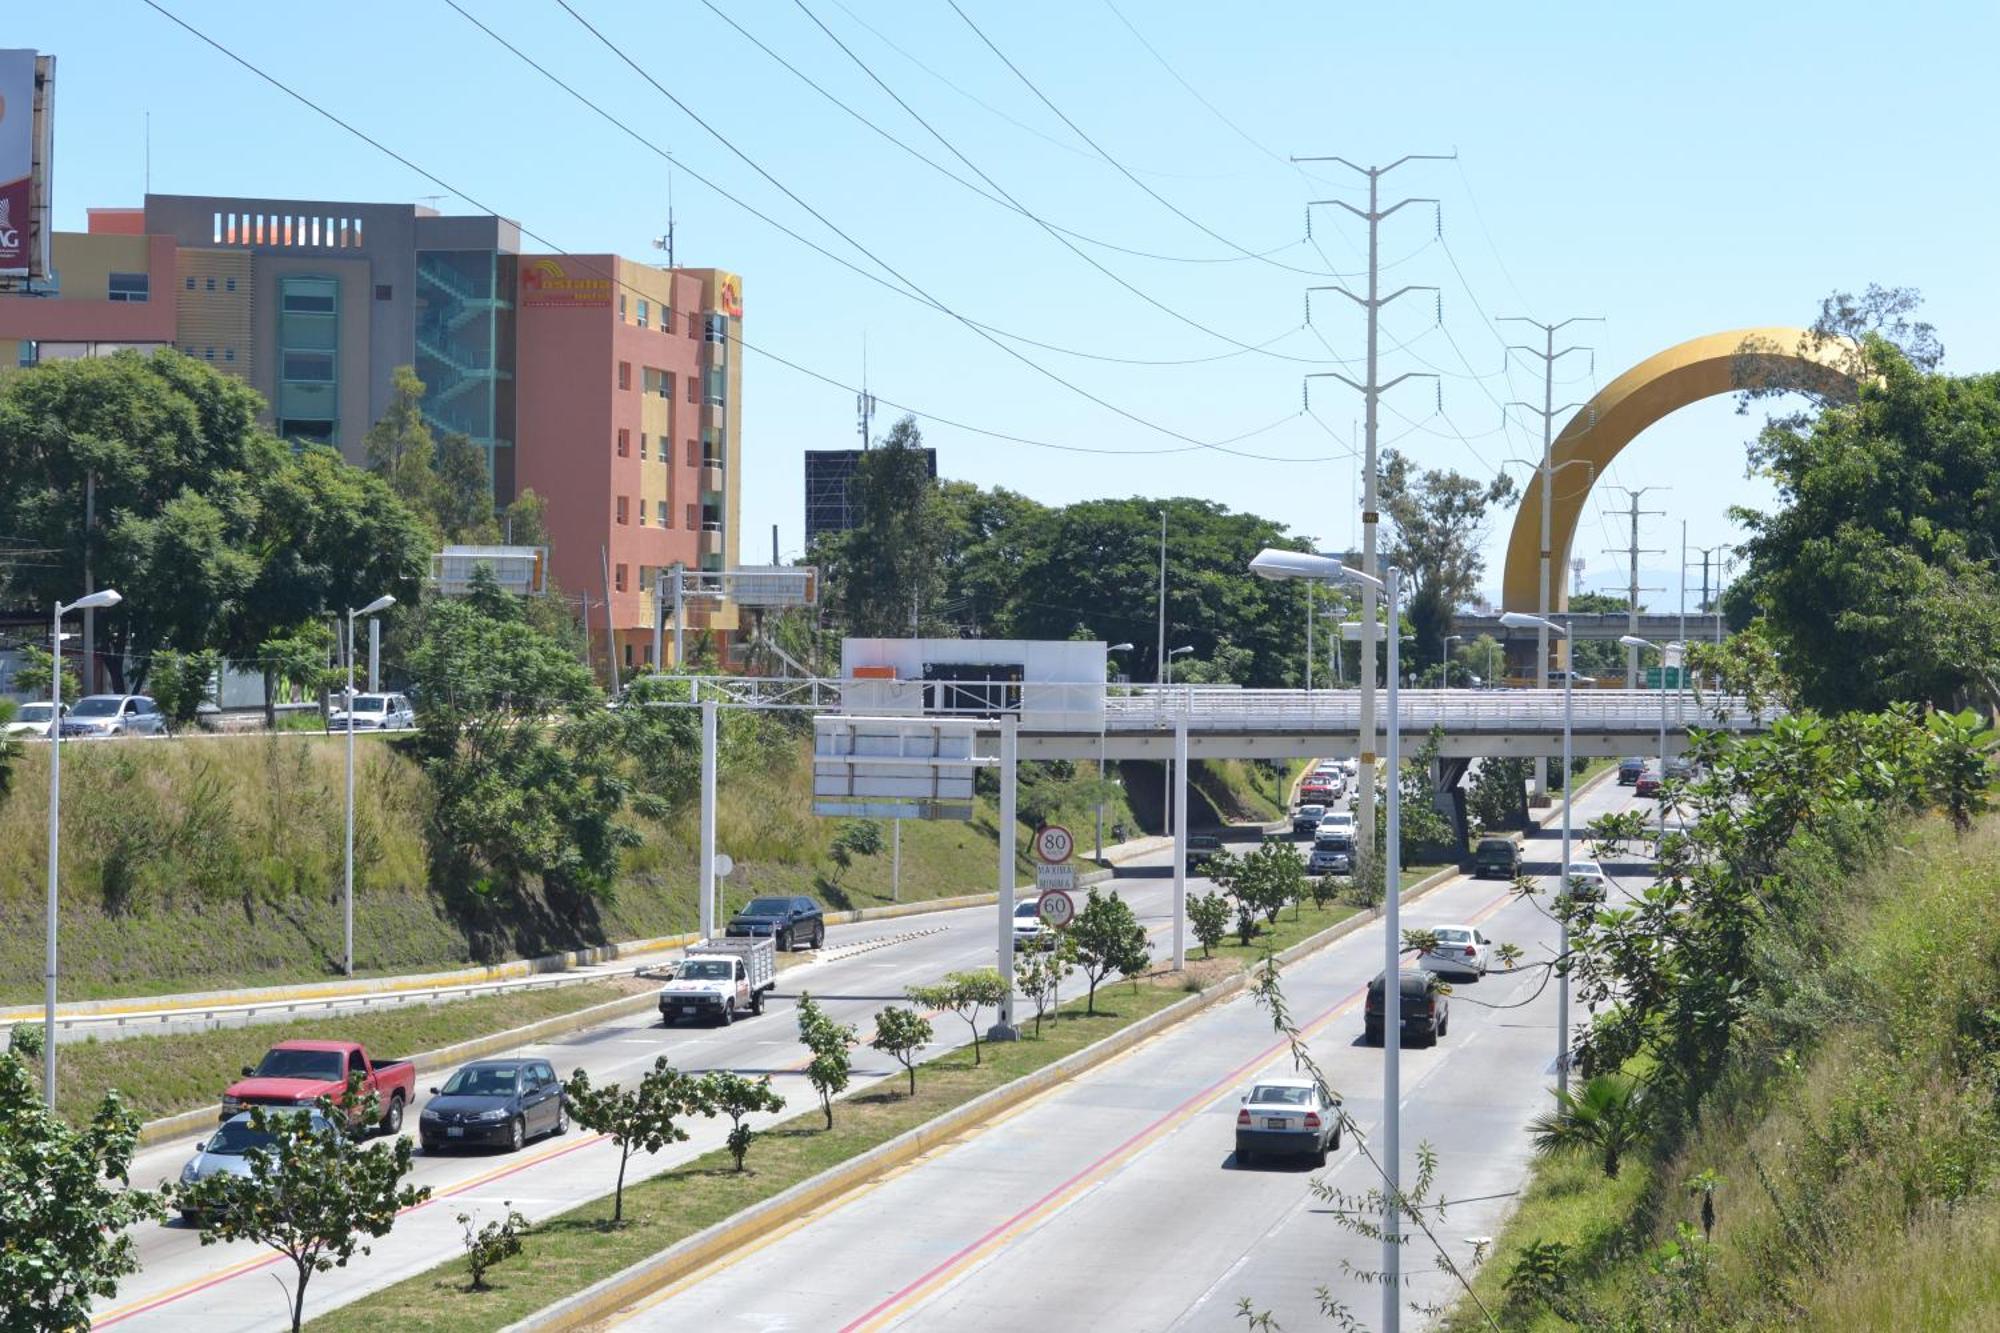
[1033,824,1075,864]
[1037,889,1076,928]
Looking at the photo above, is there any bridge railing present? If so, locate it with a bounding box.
[1102,686,1774,734]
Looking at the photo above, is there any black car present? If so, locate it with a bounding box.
[1472,837,1521,879]
[1617,756,1647,785]
[1363,970,1450,1047]
[1185,834,1225,874]
[419,1058,566,1154]
[726,895,825,951]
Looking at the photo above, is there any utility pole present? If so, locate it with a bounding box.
[1692,542,1734,645]
[1296,151,1450,862]
[1500,316,1601,797]
[1601,487,1668,688]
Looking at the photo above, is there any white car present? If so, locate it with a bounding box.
[1317,812,1357,840]
[4,700,63,737]
[59,694,167,738]
[1235,1075,1341,1166]
[328,692,415,730]
[1563,860,1609,902]
[1013,898,1051,942]
[1419,924,1492,978]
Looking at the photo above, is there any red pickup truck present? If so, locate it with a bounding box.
[220,1040,417,1136]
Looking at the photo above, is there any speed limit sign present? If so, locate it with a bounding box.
[1034,824,1076,865]
[1037,889,1076,929]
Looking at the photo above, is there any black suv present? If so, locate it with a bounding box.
[1186,834,1225,874]
[725,896,825,951]
[1364,970,1450,1047]
[1472,837,1521,879]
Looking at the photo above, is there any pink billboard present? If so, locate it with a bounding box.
[0,50,43,276]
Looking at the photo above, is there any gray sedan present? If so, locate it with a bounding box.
[175,1108,334,1222]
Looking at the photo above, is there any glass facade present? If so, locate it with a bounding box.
[415,249,515,498]
[276,275,338,444]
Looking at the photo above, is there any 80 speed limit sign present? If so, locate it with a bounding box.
[1037,889,1076,928]
[1033,824,1075,864]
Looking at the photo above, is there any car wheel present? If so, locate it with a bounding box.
[1314,1146,1329,1167]
[1330,1126,1342,1150]
[812,923,825,949]
[554,1100,569,1135]
[379,1093,405,1136]
[1237,1149,1253,1167]
[751,988,765,1015]
[720,1001,735,1027]
[779,928,793,952]
[508,1116,525,1153]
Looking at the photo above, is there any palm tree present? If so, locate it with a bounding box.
[1527,1074,1651,1178]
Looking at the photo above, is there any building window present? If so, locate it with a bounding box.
[224,348,236,363]
[615,563,628,592]
[225,277,237,292]
[375,284,393,302]
[616,496,629,525]
[617,361,632,390]
[703,366,726,405]
[685,503,698,530]
[685,377,697,404]
[684,438,699,468]
[643,367,673,399]
[704,312,727,343]
[204,276,216,291]
[657,499,669,527]
[204,347,216,361]
[624,641,634,667]
[107,272,149,303]
[278,419,336,445]
[639,432,648,460]
[686,315,697,339]
[616,428,630,458]
[663,308,675,334]
[281,281,336,314]
[638,502,647,526]
[619,293,627,321]
[17,340,38,368]
[277,276,339,439]
[185,276,195,291]
[282,351,334,381]
[637,298,649,329]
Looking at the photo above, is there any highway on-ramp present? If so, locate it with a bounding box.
[605,779,1648,1332]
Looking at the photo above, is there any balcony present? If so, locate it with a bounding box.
[700,522,724,558]
[702,463,725,495]
[701,402,725,433]
[700,337,724,367]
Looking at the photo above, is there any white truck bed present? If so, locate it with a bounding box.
[685,937,777,994]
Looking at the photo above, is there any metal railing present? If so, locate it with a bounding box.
[1101,686,1772,734]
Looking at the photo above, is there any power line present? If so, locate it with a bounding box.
[137,0,1355,466]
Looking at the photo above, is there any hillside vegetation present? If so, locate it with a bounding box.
[0,734,1295,1002]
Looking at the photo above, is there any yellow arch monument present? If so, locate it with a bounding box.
[1500,327,1860,624]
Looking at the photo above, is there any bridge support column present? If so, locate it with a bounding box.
[1172,715,1188,971]
[991,715,1019,1042]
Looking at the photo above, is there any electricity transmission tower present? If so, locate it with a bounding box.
[1602,485,1668,686]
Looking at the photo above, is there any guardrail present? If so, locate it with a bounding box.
[1101,686,1772,734]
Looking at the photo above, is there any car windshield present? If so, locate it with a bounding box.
[1567,863,1602,876]
[1015,901,1041,918]
[1479,840,1509,853]
[1249,1084,1315,1105]
[203,1120,294,1155]
[17,703,51,721]
[741,898,790,915]
[679,960,733,979]
[70,697,122,718]
[1434,929,1471,943]
[441,1065,520,1096]
[348,695,390,712]
[1298,806,1324,817]
[253,1049,344,1081]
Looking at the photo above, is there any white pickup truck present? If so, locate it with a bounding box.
[656,938,778,1027]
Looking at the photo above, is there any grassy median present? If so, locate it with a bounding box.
[42,980,645,1128]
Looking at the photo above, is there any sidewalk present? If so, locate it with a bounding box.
[2,828,1179,1033]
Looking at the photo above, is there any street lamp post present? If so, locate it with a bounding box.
[1620,634,1677,842]
[1252,549,1404,1311]
[343,595,397,978]
[1441,633,1461,688]
[1162,645,1193,836]
[1098,643,1134,861]
[44,587,122,1108]
[1503,610,1574,1095]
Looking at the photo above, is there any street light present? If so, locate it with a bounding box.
[1619,634,1678,841]
[45,586,122,1108]
[1441,634,1462,688]
[1252,550,1408,1302]
[343,595,397,978]
[1099,643,1135,860]
[1502,609,1575,1096]
[1161,646,1195,835]
[1163,644,1195,684]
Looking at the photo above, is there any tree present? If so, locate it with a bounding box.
[795,992,857,1130]
[1229,841,1308,927]
[11,643,79,701]
[503,487,550,548]
[694,1070,786,1172]
[817,417,949,635]
[563,1059,710,1224]
[171,1094,429,1332]
[1922,708,1992,835]
[1527,1073,1651,1179]
[1070,887,1150,1014]
[909,968,1009,1066]
[1189,890,1231,958]
[434,431,498,542]
[458,1204,530,1291]
[363,365,441,525]
[0,1042,161,1329]
[257,621,337,730]
[1013,932,1077,1035]
[147,647,220,732]
[1466,757,1532,833]
[1379,449,1516,668]
[870,1005,934,1096]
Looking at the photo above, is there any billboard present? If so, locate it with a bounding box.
[0,51,51,279]
[518,256,612,308]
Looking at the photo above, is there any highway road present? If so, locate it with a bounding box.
[90,845,1219,1331]
[605,777,1649,1332]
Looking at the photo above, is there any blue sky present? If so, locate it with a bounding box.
[23,1,1997,608]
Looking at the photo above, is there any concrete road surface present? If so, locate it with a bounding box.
[93,860,1215,1331]
[606,779,1646,1332]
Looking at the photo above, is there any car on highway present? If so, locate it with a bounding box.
[1665,755,1698,781]
[220,1039,416,1136]
[726,895,825,950]
[1316,812,1357,841]
[1419,924,1492,978]
[1186,833,1225,874]
[177,1108,336,1224]
[1564,860,1609,903]
[1013,898,1051,942]
[1292,803,1327,837]
[1617,756,1647,785]
[3,700,63,737]
[1298,777,1336,804]
[659,938,778,1025]
[328,692,414,730]
[1472,837,1521,879]
[1308,834,1355,876]
[59,693,167,738]
[419,1058,567,1154]
[1634,768,1663,798]
[1234,1075,1341,1166]
[1363,969,1450,1046]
